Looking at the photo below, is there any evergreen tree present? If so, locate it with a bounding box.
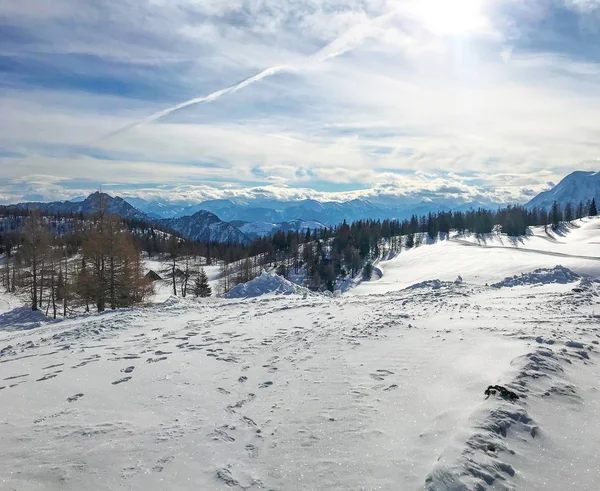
[564,202,573,222]
[362,262,373,281]
[193,268,212,298]
[550,201,562,230]
[576,201,585,220]
[590,198,598,217]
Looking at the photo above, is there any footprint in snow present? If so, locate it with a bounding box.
[241,416,257,427]
[146,357,167,363]
[245,444,259,458]
[259,381,273,388]
[4,374,28,381]
[67,393,84,403]
[121,366,135,373]
[36,373,58,382]
[207,428,235,442]
[112,377,132,385]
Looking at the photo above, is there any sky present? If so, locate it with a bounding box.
[1,0,600,206]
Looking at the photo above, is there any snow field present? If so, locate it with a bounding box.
[0,218,599,490]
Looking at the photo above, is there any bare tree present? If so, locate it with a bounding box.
[19,212,50,311]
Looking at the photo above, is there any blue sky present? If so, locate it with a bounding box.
[1,0,600,205]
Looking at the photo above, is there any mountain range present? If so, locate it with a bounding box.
[6,171,600,243]
[123,196,494,226]
[9,192,249,244]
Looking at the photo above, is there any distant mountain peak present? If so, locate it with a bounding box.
[526,170,600,209]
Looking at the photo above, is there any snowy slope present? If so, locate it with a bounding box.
[353,217,600,296]
[526,170,600,209]
[1,220,599,491]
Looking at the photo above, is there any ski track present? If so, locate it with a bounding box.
[451,237,600,262]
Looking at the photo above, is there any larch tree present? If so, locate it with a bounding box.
[19,212,50,311]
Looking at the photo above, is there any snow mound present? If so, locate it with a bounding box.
[370,266,383,281]
[492,266,581,288]
[405,279,453,290]
[0,306,54,331]
[224,271,312,299]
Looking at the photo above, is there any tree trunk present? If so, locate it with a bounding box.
[39,260,44,310]
[63,254,68,317]
[110,255,116,309]
[51,267,57,319]
[172,259,177,296]
[31,257,38,311]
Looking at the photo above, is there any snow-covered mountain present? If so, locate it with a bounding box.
[526,171,600,209]
[128,196,499,225]
[10,192,149,221]
[161,210,251,244]
[8,193,251,244]
[124,197,192,220]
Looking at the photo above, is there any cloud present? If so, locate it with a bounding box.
[1,0,600,207]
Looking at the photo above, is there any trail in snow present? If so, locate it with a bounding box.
[1,275,599,491]
[451,237,600,262]
[96,10,397,142]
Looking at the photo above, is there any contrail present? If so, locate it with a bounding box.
[97,65,288,142]
[97,9,397,143]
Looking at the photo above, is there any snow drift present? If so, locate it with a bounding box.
[224,271,312,299]
[492,266,581,288]
[0,306,54,331]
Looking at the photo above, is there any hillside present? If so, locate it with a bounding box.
[161,210,251,244]
[354,217,600,295]
[526,171,600,209]
[1,217,599,490]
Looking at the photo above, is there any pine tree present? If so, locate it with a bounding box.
[590,198,598,217]
[550,201,562,230]
[564,202,573,223]
[576,201,585,220]
[193,268,212,298]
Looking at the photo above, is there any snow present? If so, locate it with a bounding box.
[353,217,600,296]
[144,256,222,303]
[224,271,311,298]
[526,170,600,209]
[491,266,582,288]
[0,307,55,331]
[1,218,600,490]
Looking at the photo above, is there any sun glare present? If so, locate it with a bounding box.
[408,0,490,36]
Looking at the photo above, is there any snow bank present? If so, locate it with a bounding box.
[406,279,453,290]
[0,306,54,331]
[224,271,312,299]
[492,266,581,288]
